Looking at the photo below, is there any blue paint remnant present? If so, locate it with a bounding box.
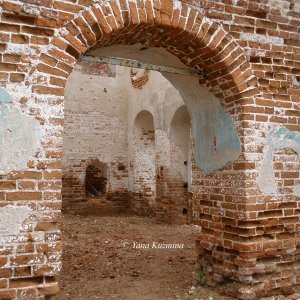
[270,127,300,152]
[0,87,12,104]
[190,100,241,174]
[163,74,241,175]
[258,127,300,196]
[271,128,300,197]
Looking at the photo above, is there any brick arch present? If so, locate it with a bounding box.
[31,0,261,298]
[1,1,299,299]
[37,0,258,110]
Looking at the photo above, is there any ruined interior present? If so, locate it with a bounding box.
[58,57,203,299]
[0,0,299,299]
[62,54,195,223]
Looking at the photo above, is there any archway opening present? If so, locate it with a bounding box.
[156,105,192,224]
[59,51,207,298]
[53,8,254,296]
[0,1,268,299]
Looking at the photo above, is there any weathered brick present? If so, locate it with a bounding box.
[1,13,36,25]
[0,22,20,32]
[10,73,25,82]
[6,192,42,201]
[2,1,22,13]
[53,1,82,13]
[35,222,58,231]
[38,283,60,295]
[11,254,44,266]
[10,277,43,288]
[0,181,16,189]
[0,290,16,299]
[0,1,298,299]
[37,63,67,77]
[11,34,30,44]
[32,85,64,96]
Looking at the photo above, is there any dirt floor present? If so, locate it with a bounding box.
[54,214,235,300]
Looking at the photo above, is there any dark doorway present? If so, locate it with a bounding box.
[85,161,108,197]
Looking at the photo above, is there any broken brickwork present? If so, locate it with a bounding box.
[0,0,299,299]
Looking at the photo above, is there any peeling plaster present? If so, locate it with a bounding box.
[90,45,242,174]
[164,74,241,174]
[189,99,241,174]
[0,205,32,243]
[0,88,41,174]
[294,184,300,197]
[6,44,39,56]
[258,128,300,196]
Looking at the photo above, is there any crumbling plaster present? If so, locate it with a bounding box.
[258,127,300,196]
[0,205,32,244]
[0,88,41,175]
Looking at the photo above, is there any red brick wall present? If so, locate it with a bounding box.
[274,149,300,196]
[130,68,150,89]
[62,158,130,213]
[0,0,299,299]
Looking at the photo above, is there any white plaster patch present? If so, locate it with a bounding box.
[245,49,266,57]
[173,0,182,10]
[291,75,300,88]
[0,205,32,243]
[22,4,40,16]
[6,43,39,56]
[240,33,284,45]
[0,88,41,174]
[269,0,290,15]
[257,146,277,195]
[294,184,300,197]
[78,172,85,183]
